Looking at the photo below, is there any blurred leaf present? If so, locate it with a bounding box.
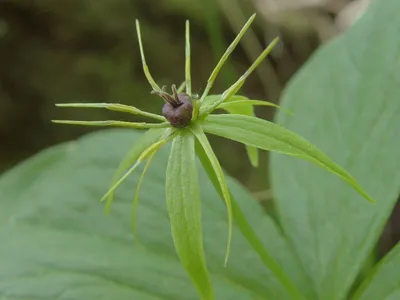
[353,242,400,300]
[166,132,213,299]
[0,129,311,299]
[270,0,400,299]
[202,0,236,86]
[202,114,374,203]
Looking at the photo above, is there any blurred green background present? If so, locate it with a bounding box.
[0,0,353,187]
[3,0,396,252]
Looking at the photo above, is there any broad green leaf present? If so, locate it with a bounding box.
[195,141,308,300]
[353,242,400,300]
[0,129,313,299]
[270,0,400,299]
[190,125,233,266]
[202,114,374,204]
[166,132,213,299]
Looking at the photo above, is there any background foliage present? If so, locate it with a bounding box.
[271,0,400,298]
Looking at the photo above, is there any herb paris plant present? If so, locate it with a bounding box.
[53,14,375,300]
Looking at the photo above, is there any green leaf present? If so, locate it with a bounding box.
[201,95,279,112]
[215,97,283,168]
[0,129,313,299]
[217,99,281,111]
[218,96,259,167]
[270,0,400,299]
[190,125,233,266]
[353,242,400,300]
[166,131,213,299]
[202,94,273,167]
[202,114,374,204]
[195,141,307,300]
[215,95,259,167]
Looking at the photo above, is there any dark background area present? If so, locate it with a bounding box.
[0,0,397,257]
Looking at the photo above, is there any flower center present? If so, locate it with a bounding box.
[152,85,193,128]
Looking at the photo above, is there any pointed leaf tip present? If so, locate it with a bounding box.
[202,114,375,204]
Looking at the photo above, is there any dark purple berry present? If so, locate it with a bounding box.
[162,93,193,128]
[152,85,193,128]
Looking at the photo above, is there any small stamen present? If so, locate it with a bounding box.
[171,84,180,104]
[151,90,180,107]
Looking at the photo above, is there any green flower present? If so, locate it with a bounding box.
[53,14,374,300]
